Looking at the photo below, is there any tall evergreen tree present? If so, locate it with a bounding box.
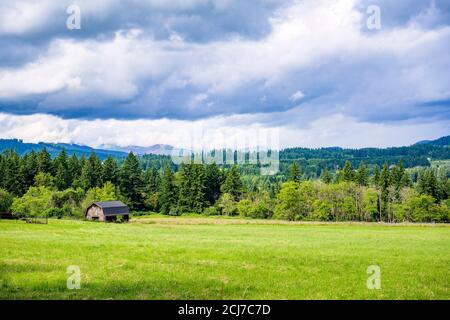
[379,163,391,220]
[80,152,102,190]
[221,165,243,200]
[68,154,81,185]
[373,165,381,188]
[341,161,356,182]
[3,150,25,196]
[417,169,439,200]
[119,152,144,210]
[391,160,406,201]
[178,163,207,212]
[288,162,301,183]
[54,149,70,190]
[102,156,119,185]
[320,169,333,184]
[159,165,177,214]
[205,163,223,205]
[356,161,369,186]
[21,151,38,190]
[37,148,53,174]
[144,167,160,195]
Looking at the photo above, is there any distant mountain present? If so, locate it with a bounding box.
[101,144,189,156]
[415,135,450,146]
[0,139,127,159]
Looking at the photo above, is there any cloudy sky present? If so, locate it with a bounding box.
[0,0,449,149]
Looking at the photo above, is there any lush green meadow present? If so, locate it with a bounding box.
[0,218,449,300]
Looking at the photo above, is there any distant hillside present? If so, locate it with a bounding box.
[100,144,189,156]
[0,139,127,160]
[416,135,450,146]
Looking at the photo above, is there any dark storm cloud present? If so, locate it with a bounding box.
[0,0,449,126]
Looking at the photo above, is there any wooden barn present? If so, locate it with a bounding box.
[85,201,130,222]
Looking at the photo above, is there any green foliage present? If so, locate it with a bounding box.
[320,169,333,184]
[51,188,85,218]
[274,182,302,221]
[53,148,70,190]
[102,156,119,185]
[37,149,53,175]
[11,186,52,218]
[80,152,103,190]
[34,172,55,188]
[178,163,207,213]
[340,161,356,182]
[288,162,301,183]
[203,206,220,216]
[82,182,121,209]
[220,165,243,200]
[417,169,439,200]
[380,163,391,218]
[0,188,13,212]
[217,193,237,216]
[205,163,223,205]
[312,199,333,221]
[159,165,177,214]
[119,152,144,210]
[362,188,380,221]
[356,161,369,186]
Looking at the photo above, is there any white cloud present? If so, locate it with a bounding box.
[0,0,448,146]
[289,90,305,102]
[1,112,448,149]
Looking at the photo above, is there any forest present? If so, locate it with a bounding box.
[0,147,449,223]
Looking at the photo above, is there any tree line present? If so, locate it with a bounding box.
[0,148,449,223]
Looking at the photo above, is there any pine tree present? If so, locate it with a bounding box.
[21,151,38,190]
[68,154,81,185]
[356,161,369,186]
[102,156,118,185]
[417,169,439,200]
[288,162,301,183]
[221,165,243,200]
[119,152,144,210]
[178,163,207,212]
[144,167,160,194]
[391,160,406,201]
[37,148,53,174]
[373,165,381,188]
[80,152,102,190]
[0,155,5,189]
[379,163,391,220]
[3,150,24,196]
[341,161,355,182]
[205,163,223,205]
[54,149,70,190]
[320,169,333,184]
[159,165,177,214]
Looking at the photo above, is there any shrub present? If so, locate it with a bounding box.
[217,193,237,216]
[236,199,252,217]
[203,206,219,216]
[311,200,332,221]
[0,188,13,213]
[274,182,301,221]
[11,186,52,218]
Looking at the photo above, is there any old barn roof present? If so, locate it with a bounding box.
[88,201,129,215]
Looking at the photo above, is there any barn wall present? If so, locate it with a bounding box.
[86,206,106,222]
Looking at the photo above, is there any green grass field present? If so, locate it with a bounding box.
[0,218,449,300]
